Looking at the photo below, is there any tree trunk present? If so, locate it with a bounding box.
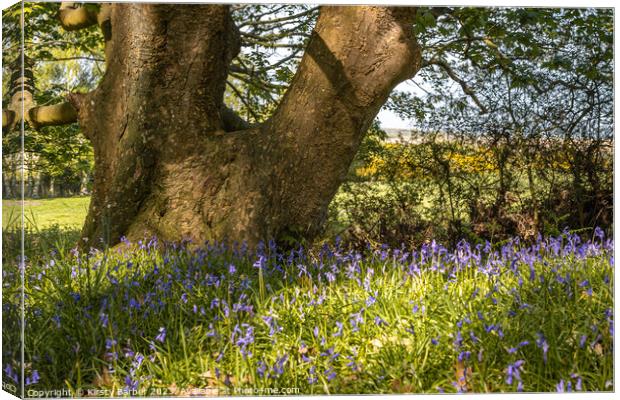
[71,4,421,247]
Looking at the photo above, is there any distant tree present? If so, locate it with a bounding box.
[2,3,102,197]
[386,8,613,237]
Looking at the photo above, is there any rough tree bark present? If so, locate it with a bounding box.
[51,4,423,247]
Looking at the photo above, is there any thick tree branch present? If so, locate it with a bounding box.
[57,2,112,51]
[58,2,98,31]
[2,102,79,131]
[261,6,422,234]
[2,110,16,130]
[270,6,421,138]
[28,102,78,129]
[2,52,80,131]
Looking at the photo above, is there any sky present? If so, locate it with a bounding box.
[377,107,411,130]
[377,80,424,130]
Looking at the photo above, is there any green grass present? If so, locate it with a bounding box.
[2,196,90,230]
[1,226,613,395]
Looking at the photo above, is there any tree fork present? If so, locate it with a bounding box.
[24,4,423,248]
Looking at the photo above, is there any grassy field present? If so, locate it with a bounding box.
[2,224,614,395]
[2,196,90,230]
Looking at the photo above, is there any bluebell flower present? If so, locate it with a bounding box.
[374,316,388,326]
[325,367,336,381]
[574,376,582,391]
[453,330,463,348]
[594,227,605,240]
[52,315,61,328]
[346,356,360,372]
[262,315,284,337]
[4,364,18,383]
[349,311,364,331]
[233,323,255,358]
[25,370,40,386]
[308,366,317,384]
[556,380,565,393]
[320,346,340,361]
[124,376,139,391]
[253,255,266,269]
[505,360,524,385]
[256,360,267,378]
[270,354,288,377]
[129,298,140,309]
[458,351,471,361]
[155,327,166,343]
[333,321,343,337]
[536,333,550,363]
[134,354,144,368]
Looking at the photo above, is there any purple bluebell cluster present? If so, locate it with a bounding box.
[5,228,613,393]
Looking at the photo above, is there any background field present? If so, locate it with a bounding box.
[2,196,89,230]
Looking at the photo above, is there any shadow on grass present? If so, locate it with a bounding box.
[2,225,82,266]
